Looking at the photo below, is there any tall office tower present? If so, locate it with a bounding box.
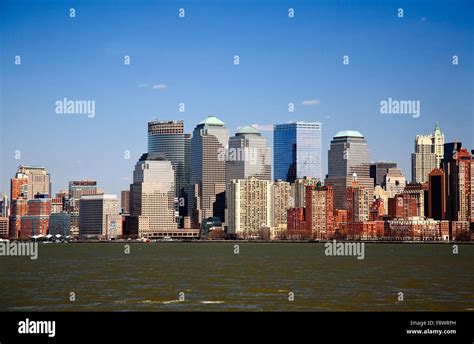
[20,195,52,239]
[305,182,334,240]
[129,153,177,238]
[189,116,229,227]
[274,122,322,183]
[428,169,446,220]
[271,180,292,228]
[412,135,436,183]
[325,130,373,210]
[226,178,272,238]
[432,122,445,168]
[291,176,317,208]
[148,120,186,200]
[346,175,370,223]
[12,165,51,199]
[370,161,397,186]
[68,180,98,211]
[442,144,472,223]
[79,194,122,239]
[383,168,407,198]
[121,190,130,213]
[225,125,271,183]
[0,217,9,239]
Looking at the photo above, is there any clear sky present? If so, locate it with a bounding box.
[1,0,473,197]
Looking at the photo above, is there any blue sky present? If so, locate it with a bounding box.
[1,0,473,197]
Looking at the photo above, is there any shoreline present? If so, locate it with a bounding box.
[4,239,472,245]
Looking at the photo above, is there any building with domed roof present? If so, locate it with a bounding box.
[225,125,271,183]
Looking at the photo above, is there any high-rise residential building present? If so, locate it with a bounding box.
[274,122,322,183]
[148,120,186,200]
[432,122,445,168]
[20,195,52,239]
[129,153,177,238]
[226,125,271,183]
[226,178,272,238]
[383,168,407,198]
[411,135,436,183]
[0,217,9,239]
[370,161,397,186]
[325,130,373,210]
[271,180,292,228]
[305,182,334,240]
[79,194,122,239]
[189,116,229,227]
[12,165,51,200]
[121,190,130,213]
[428,169,446,220]
[346,175,370,223]
[442,144,472,223]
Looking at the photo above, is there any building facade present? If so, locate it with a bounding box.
[274,122,322,183]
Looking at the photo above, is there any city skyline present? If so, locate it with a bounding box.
[1,0,473,196]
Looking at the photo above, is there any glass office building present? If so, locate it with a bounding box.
[273,122,322,183]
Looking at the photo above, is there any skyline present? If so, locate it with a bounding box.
[1,0,473,196]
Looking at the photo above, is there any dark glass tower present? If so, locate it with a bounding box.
[273,122,322,183]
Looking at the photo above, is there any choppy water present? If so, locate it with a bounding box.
[0,243,472,311]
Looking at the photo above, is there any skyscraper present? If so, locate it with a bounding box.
[274,122,322,183]
[79,194,122,239]
[11,165,51,200]
[412,135,436,183]
[225,125,271,183]
[432,122,445,168]
[442,144,472,223]
[148,120,186,199]
[189,116,229,227]
[325,130,373,210]
[129,153,177,238]
[428,169,446,220]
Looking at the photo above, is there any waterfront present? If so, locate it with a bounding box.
[0,243,472,311]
